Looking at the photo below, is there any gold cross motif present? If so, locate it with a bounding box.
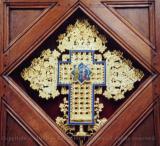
[58,50,106,124]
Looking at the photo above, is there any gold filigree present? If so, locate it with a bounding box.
[62,54,70,61]
[57,19,107,53]
[103,50,144,100]
[89,118,107,132]
[94,54,102,61]
[61,87,69,95]
[56,97,75,133]
[21,49,60,100]
[56,97,107,136]
[94,97,104,118]
[95,87,103,95]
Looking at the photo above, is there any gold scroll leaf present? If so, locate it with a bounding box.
[21,49,60,100]
[103,50,144,100]
[57,19,107,53]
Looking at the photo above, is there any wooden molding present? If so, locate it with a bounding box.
[1,0,78,75]
[3,1,56,52]
[102,1,155,50]
[113,102,154,146]
[1,99,47,146]
[1,0,160,146]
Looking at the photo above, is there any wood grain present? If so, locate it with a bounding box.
[0,0,160,146]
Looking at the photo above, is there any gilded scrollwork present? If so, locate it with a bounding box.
[56,97,75,133]
[21,49,60,99]
[56,97,107,136]
[57,19,107,53]
[103,50,144,100]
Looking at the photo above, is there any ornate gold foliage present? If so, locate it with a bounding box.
[56,97,75,133]
[88,118,107,133]
[61,87,69,95]
[57,19,107,53]
[56,97,107,136]
[21,49,60,99]
[103,50,144,100]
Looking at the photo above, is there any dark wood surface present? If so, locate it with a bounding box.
[0,0,160,146]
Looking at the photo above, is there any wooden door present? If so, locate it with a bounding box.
[0,0,160,146]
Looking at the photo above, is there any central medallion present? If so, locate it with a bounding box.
[72,62,91,84]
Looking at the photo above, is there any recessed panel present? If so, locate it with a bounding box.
[6,114,39,146]
[115,7,149,39]
[9,8,43,42]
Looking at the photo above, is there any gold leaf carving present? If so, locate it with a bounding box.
[21,49,60,100]
[57,20,107,53]
[103,50,144,100]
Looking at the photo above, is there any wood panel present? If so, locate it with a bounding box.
[0,0,160,146]
[3,1,55,52]
[0,99,46,146]
[9,8,43,42]
[153,0,160,145]
[6,114,39,146]
[115,7,149,40]
[154,98,160,146]
[121,112,156,146]
[102,1,155,50]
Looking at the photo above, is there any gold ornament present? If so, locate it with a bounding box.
[56,97,107,137]
[57,20,107,53]
[21,19,144,143]
[103,50,144,100]
[21,49,60,100]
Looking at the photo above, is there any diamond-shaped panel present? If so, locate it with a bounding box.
[10,9,151,146]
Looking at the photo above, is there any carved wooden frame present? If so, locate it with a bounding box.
[0,0,160,146]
